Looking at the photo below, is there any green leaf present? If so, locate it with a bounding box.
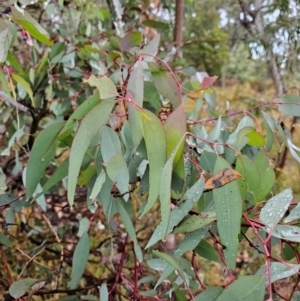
[237,126,264,148]
[9,278,38,298]
[200,151,218,171]
[173,212,216,234]
[159,135,186,238]
[208,116,222,141]
[1,126,25,156]
[0,233,13,247]
[195,240,220,262]
[59,92,101,140]
[164,106,186,164]
[144,81,161,112]
[261,111,275,152]
[68,232,90,289]
[245,130,265,147]
[279,94,300,116]
[259,189,293,228]
[127,61,144,147]
[26,122,65,199]
[11,6,51,42]
[253,151,275,201]
[6,52,25,76]
[120,31,143,51]
[11,73,35,106]
[284,203,300,223]
[142,20,169,30]
[34,158,69,199]
[282,243,295,261]
[235,155,260,205]
[205,91,217,112]
[195,287,223,301]
[0,26,12,63]
[77,218,90,237]
[146,178,204,248]
[83,75,118,99]
[68,101,115,206]
[213,157,242,269]
[13,18,52,46]
[0,168,7,194]
[148,62,181,107]
[216,276,265,301]
[116,199,138,244]
[140,34,160,60]
[50,41,66,64]
[267,224,300,242]
[225,116,254,163]
[106,154,129,200]
[90,169,106,200]
[127,60,144,106]
[154,227,210,287]
[101,126,122,163]
[141,109,166,215]
[256,262,300,285]
[152,250,186,288]
[77,165,96,186]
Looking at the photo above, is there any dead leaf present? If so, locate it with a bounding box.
[204,168,242,190]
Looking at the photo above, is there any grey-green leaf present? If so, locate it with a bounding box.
[216,276,265,301]
[141,109,166,215]
[173,212,216,234]
[284,203,300,223]
[9,278,38,298]
[101,126,122,164]
[68,232,90,289]
[146,178,204,248]
[213,157,242,270]
[26,122,65,199]
[99,283,108,301]
[68,101,115,206]
[259,189,293,228]
[195,287,223,301]
[256,262,300,285]
[148,62,181,107]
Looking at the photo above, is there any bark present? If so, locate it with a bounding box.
[174,0,184,58]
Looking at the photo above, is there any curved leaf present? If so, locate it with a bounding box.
[83,75,118,99]
[141,109,166,215]
[120,31,143,51]
[9,278,38,298]
[127,60,144,147]
[68,101,115,205]
[148,62,181,107]
[259,189,293,228]
[216,276,265,301]
[26,121,65,198]
[68,232,90,289]
[146,178,204,248]
[59,92,101,140]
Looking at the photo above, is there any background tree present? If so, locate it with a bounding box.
[183,0,229,76]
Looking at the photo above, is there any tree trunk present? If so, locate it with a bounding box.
[174,0,184,58]
[239,0,286,96]
[253,0,286,96]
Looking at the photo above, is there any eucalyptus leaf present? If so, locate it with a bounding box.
[68,232,90,289]
[68,101,115,205]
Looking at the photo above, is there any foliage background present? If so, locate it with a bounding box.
[1,1,300,301]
